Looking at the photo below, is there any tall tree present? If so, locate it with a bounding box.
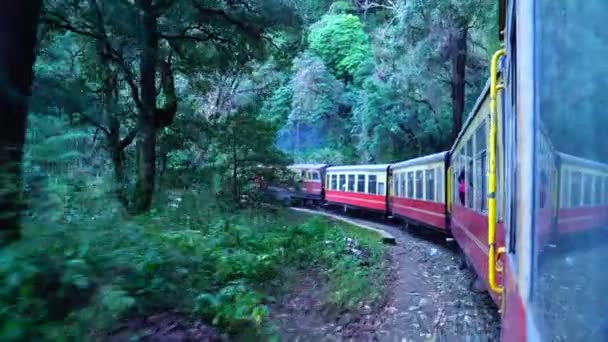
[40,0,299,213]
[0,1,43,244]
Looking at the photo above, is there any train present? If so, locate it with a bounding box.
[288,1,608,340]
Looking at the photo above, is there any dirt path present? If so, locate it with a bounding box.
[277,209,500,341]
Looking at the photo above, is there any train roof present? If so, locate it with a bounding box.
[327,164,390,172]
[287,164,329,170]
[558,153,608,172]
[391,151,448,170]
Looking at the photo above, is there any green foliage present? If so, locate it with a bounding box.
[308,13,373,83]
[1,177,387,339]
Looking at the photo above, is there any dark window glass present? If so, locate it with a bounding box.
[561,170,570,208]
[604,176,608,205]
[583,174,593,206]
[476,122,487,211]
[347,174,355,192]
[400,173,406,197]
[415,170,423,199]
[594,175,602,205]
[368,175,377,194]
[357,175,365,193]
[393,173,399,196]
[312,172,320,180]
[339,174,346,191]
[407,172,414,198]
[571,171,582,207]
[425,169,434,201]
[331,174,337,190]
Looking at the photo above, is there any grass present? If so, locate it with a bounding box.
[0,188,389,341]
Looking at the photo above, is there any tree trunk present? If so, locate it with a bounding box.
[0,1,43,245]
[450,25,468,143]
[132,0,158,213]
[90,0,129,209]
[232,131,239,203]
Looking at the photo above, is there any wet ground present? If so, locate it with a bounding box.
[273,209,501,341]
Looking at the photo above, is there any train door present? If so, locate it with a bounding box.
[501,0,608,341]
[498,0,532,340]
[528,0,608,340]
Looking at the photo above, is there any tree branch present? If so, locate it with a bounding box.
[77,112,111,136]
[191,1,262,40]
[119,128,137,150]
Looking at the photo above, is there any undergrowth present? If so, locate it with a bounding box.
[0,187,387,341]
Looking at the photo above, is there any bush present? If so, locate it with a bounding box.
[0,187,387,340]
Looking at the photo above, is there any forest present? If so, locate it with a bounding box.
[0,0,499,340]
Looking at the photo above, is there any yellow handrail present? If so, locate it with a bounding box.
[447,166,452,212]
[488,48,505,294]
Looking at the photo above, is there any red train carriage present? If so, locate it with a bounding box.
[287,164,328,202]
[325,164,390,214]
[556,153,608,235]
[482,1,608,340]
[389,152,450,231]
[448,77,506,305]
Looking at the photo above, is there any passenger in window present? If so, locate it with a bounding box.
[458,169,466,206]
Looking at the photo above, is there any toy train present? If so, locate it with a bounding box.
[289,1,608,339]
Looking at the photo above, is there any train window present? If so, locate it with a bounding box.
[312,172,320,180]
[339,174,346,191]
[425,169,434,201]
[378,182,385,196]
[594,175,602,205]
[393,173,399,197]
[453,158,459,204]
[415,170,423,200]
[436,168,443,203]
[331,174,337,190]
[300,171,306,179]
[400,173,406,198]
[560,169,569,208]
[347,175,355,192]
[466,138,474,209]
[604,176,608,205]
[407,172,414,198]
[571,171,582,207]
[368,175,377,194]
[475,122,487,212]
[357,174,365,193]
[326,175,329,188]
[583,174,593,206]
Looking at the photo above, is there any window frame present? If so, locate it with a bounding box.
[339,174,346,192]
[347,174,355,192]
[425,168,435,201]
[357,174,365,193]
[368,174,377,195]
[415,170,423,200]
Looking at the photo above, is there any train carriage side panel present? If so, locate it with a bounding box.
[448,78,505,305]
[287,164,328,201]
[325,164,390,215]
[389,152,449,231]
[556,153,608,235]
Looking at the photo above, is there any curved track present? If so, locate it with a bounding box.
[292,206,501,341]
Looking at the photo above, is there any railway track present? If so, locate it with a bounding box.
[290,204,501,341]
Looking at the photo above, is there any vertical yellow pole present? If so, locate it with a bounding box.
[488,49,505,294]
